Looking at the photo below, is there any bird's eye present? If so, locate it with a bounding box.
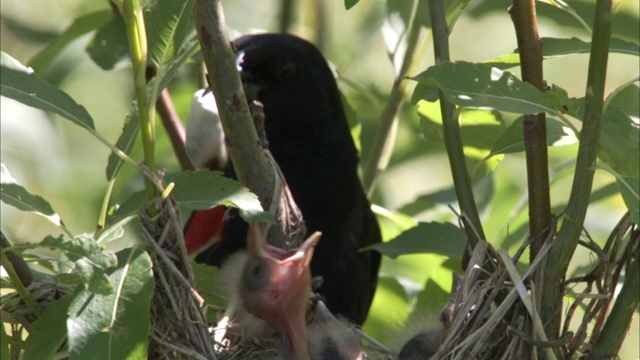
[276,61,296,81]
[242,257,270,291]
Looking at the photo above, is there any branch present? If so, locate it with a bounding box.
[155,88,196,171]
[427,0,486,247]
[509,0,552,262]
[192,0,273,201]
[543,0,614,345]
[191,0,305,248]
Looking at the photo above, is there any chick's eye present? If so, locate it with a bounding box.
[242,257,270,291]
[276,61,296,81]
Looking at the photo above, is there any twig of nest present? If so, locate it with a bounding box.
[139,166,217,360]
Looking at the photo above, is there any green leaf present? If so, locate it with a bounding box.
[67,248,154,360]
[146,0,195,65]
[399,174,494,216]
[345,0,359,10]
[484,37,640,69]
[23,294,73,360]
[367,222,467,259]
[86,15,129,70]
[487,117,578,157]
[0,52,95,130]
[418,106,506,179]
[29,9,113,72]
[170,170,271,223]
[618,176,639,224]
[543,37,639,57]
[0,164,61,226]
[39,235,118,295]
[598,84,639,179]
[411,61,559,115]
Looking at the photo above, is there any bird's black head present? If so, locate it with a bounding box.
[231,33,356,161]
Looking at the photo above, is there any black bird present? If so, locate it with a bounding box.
[185,33,382,325]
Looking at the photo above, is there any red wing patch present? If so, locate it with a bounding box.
[184,206,227,257]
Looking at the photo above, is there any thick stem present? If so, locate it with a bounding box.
[509,0,551,262]
[509,2,553,355]
[427,0,486,246]
[543,0,613,345]
[191,0,275,212]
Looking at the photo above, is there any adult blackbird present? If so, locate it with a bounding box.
[184,33,382,325]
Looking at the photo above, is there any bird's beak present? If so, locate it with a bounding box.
[241,226,321,360]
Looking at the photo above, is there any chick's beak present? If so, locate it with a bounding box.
[241,226,321,360]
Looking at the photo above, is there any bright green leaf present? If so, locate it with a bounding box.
[29,10,113,72]
[411,61,559,115]
[0,52,95,130]
[67,248,154,360]
[367,222,467,259]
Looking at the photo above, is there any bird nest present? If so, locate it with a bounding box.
[432,213,638,359]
